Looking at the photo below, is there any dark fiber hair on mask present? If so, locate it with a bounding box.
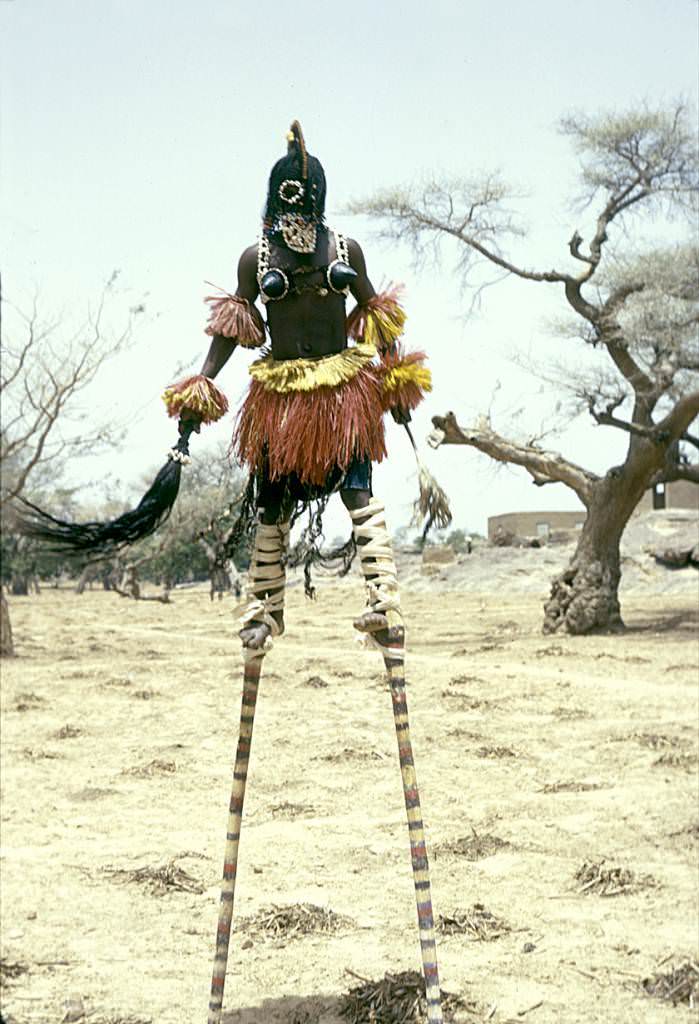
[264,120,326,226]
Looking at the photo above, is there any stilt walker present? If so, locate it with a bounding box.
[17,121,448,1024]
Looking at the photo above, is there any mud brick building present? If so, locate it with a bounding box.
[488,480,698,542]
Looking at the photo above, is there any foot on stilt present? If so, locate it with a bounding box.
[349,499,401,638]
[353,609,389,633]
[239,611,284,650]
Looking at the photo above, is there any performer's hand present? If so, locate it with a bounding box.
[178,410,202,435]
[391,406,412,426]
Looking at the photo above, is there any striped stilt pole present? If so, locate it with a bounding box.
[382,617,444,1024]
[207,646,264,1024]
[349,498,443,1023]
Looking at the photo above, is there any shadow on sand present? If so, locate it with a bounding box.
[222,990,343,1024]
[625,605,698,634]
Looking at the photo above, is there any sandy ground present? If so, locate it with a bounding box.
[1,568,698,1024]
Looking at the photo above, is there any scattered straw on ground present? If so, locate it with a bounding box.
[21,747,61,760]
[0,959,29,984]
[550,706,591,721]
[653,752,698,771]
[304,675,329,688]
[442,691,495,711]
[241,903,352,940]
[475,746,517,759]
[104,857,204,896]
[13,692,46,711]
[53,724,83,739]
[269,801,316,819]
[339,968,478,1023]
[534,645,567,658]
[316,747,381,763]
[437,903,511,941]
[574,861,657,897]
[642,959,699,1007]
[631,732,682,750]
[539,781,609,793]
[93,1017,153,1024]
[122,759,177,777]
[437,831,510,861]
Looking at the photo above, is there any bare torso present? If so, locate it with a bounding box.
[235,230,375,361]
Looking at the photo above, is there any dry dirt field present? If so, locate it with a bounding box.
[1,569,698,1024]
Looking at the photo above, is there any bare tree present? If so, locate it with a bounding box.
[0,275,141,654]
[197,509,244,601]
[350,103,699,633]
[124,442,247,594]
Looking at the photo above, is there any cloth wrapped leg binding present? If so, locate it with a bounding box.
[238,521,289,652]
[349,498,403,654]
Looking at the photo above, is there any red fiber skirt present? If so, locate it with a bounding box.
[232,366,387,486]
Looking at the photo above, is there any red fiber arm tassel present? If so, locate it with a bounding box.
[162,374,229,424]
[379,347,432,412]
[204,292,265,348]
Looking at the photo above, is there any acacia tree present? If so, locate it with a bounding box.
[0,277,141,654]
[350,104,699,633]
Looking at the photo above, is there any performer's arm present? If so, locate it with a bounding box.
[201,246,261,378]
[173,246,264,433]
[347,238,376,306]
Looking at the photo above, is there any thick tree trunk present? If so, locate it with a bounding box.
[76,567,90,595]
[543,474,641,634]
[1,592,14,657]
[10,575,29,596]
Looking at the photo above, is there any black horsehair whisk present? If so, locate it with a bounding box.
[15,424,197,560]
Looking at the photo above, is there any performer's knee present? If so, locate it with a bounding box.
[340,487,372,513]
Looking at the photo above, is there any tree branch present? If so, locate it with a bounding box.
[429,412,597,504]
[650,462,699,486]
[654,389,699,443]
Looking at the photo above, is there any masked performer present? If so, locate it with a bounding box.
[164,121,431,652]
[21,121,444,1023]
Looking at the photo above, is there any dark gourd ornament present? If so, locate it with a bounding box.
[260,269,289,300]
[328,261,357,293]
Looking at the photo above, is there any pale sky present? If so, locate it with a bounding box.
[2,0,697,539]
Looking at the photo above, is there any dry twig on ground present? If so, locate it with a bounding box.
[437,903,511,941]
[539,781,607,793]
[122,759,177,777]
[574,861,657,897]
[339,968,478,1023]
[436,830,510,861]
[241,903,352,940]
[653,752,698,771]
[0,959,29,984]
[632,732,682,750]
[104,857,204,896]
[642,959,699,1007]
[93,1017,153,1024]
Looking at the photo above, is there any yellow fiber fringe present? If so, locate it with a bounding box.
[364,303,406,350]
[162,375,229,423]
[346,285,407,351]
[248,341,377,394]
[383,363,432,394]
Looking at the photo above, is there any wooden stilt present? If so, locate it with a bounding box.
[381,618,444,1023]
[207,647,264,1024]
